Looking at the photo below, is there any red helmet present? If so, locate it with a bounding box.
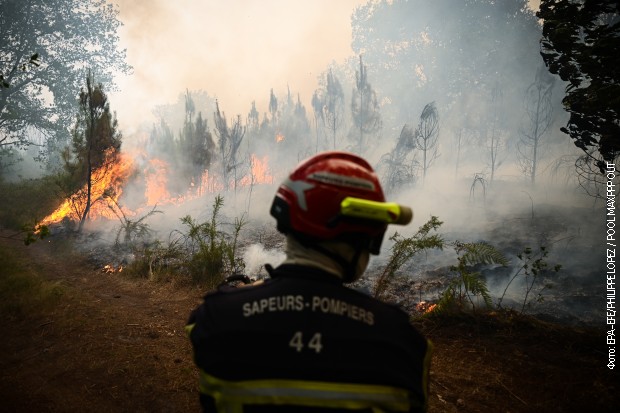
[270,151,387,254]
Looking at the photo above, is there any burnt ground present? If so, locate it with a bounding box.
[0,231,617,413]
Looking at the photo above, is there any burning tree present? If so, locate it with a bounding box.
[59,71,122,232]
[178,91,215,192]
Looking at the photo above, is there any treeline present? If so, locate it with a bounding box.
[1,0,617,232]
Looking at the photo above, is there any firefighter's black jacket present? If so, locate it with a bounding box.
[186,264,432,412]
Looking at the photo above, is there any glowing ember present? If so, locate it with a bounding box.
[275,132,285,143]
[102,264,123,273]
[416,301,438,314]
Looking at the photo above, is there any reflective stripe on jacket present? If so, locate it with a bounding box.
[186,264,432,413]
[196,369,418,412]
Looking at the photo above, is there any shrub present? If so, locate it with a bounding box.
[174,195,246,287]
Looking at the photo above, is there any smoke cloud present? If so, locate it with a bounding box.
[108,0,368,132]
[108,0,542,132]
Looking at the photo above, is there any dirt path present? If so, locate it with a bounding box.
[0,233,202,412]
[0,231,617,412]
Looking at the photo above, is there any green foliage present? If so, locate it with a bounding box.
[437,242,508,314]
[123,239,186,283]
[0,175,60,230]
[61,71,122,233]
[373,216,444,299]
[372,214,563,319]
[537,0,620,173]
[0,53,39,89]
[122,196,246,288]
[23,224,49,246]
[175,195,246,287]
[177,91,216,190]
[498,245,561,314]
[0,0,131,152]
[0,247,66,318]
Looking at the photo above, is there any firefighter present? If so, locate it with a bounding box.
[186,151,432,412]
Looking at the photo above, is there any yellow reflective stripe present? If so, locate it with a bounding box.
[198,370,414,412]
[184,323,195,337]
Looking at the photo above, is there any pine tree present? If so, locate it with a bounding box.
[65,70,122,232]
[351,55,381,154]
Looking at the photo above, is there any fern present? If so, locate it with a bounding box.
[437,241,507,313]
[373,216,444,299]
[454,241,509,267]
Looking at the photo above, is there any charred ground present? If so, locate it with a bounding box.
[0,231,616,413]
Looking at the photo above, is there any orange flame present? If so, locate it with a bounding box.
[41,151,276,227]
[197,169,225,196]
[40,153,135,226]
[145,158,171,206]
[240,154,274,186]
[415,301,438,314]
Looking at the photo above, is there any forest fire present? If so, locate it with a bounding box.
[240,154,274,186]
[145,158,171,206]
[40,153,136,227]
[40,151,276,227]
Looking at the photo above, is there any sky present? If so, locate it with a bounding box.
[108,0,542,133]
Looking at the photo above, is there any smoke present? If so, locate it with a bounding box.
[108,0,368,133]
[14,0,603,325]
[243,243,286,278]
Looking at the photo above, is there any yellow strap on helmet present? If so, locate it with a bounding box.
[340,197,413,225]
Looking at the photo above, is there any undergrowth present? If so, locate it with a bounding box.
[375,216,561,318]
[122,195,246,289]
[438,241,508,313]
[0,176,59,231]
[0,247,67,319]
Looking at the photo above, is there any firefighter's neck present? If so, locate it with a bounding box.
[282,235,368,280]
